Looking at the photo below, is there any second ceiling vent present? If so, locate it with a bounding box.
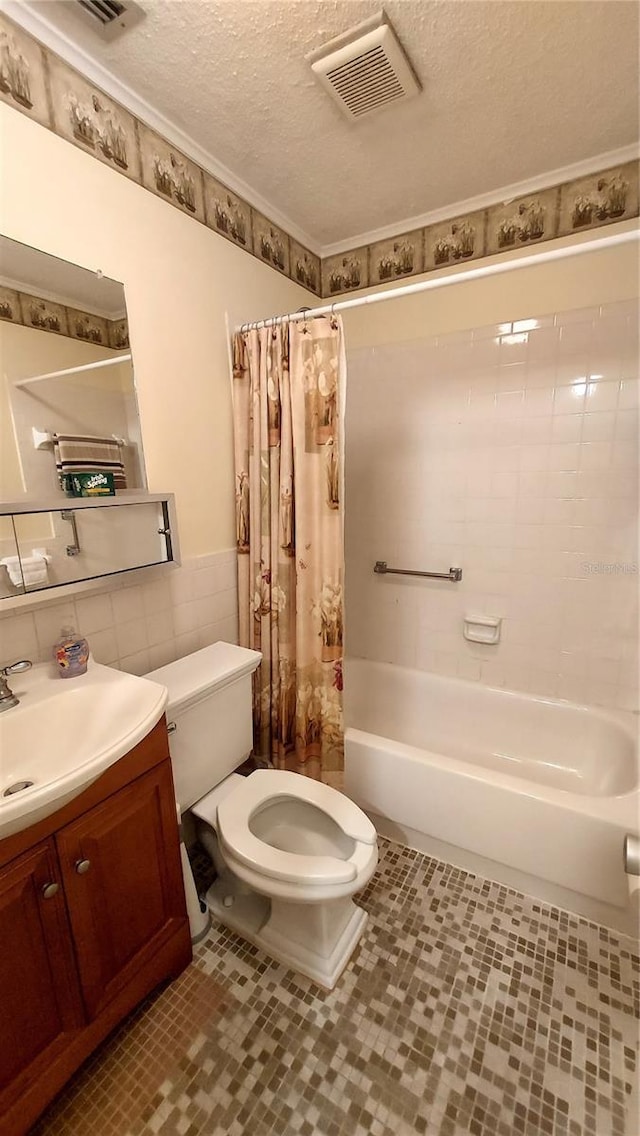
[308,11,421,122]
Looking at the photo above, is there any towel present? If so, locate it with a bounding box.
[1,553,49,589]
[54,433,127,490]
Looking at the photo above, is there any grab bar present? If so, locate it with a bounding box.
[61,510,81,557]
[374,561,462,582]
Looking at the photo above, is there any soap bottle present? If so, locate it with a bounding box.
[54,626,89,678]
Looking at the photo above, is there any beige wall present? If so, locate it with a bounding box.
[0,105,313,556]
[343,221,639,348]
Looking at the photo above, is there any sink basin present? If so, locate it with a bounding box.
[0,660,168,839]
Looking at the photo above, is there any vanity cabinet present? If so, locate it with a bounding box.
[56,761,185,1020]
[0,719,191,1136]
[0,841,84,1107]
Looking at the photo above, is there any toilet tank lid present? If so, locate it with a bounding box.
[146,642,261,713]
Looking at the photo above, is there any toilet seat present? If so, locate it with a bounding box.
[217,769,376,888]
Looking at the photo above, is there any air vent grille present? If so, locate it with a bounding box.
[75,0,145,38]
[310,16,420,122]
[79,0,126,25]
[327,46,405,117]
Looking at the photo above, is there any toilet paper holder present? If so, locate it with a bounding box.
[623,834,640,876]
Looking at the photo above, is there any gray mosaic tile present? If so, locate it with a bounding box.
[33,838,639,1136]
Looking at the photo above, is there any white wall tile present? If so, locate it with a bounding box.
[111,585,143,625]
[174,629,202,658]
[145,608,175,647]
[89,627,119,665]
[585,379,620,413]
[192,566,219,598]
[346,300,638,713]
[119,648,151,676]
[115,617,148,658]
[0,611,38,663]
[142,578,172,616]
[0,550,239,678]
[554,385,586,414]
[75,592,114,635]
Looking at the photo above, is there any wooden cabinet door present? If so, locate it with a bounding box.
[56,761,186,1020]
[0,841,84,1113]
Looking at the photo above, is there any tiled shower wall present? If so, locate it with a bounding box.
[0,550,238,675]
[345,300,639,713]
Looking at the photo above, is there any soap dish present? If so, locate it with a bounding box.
[463,614,502,645]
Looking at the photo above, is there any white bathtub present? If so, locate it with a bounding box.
[344,659,639,933]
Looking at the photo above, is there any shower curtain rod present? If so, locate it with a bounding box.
[236,228,638,333]
[15,352,132,388]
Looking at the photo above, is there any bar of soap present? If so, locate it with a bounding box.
[70,472,115,497]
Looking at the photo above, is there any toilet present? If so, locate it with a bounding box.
[146,642,378,989]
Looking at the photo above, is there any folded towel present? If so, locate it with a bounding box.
[1,553,49,589]
[54,433,126,490]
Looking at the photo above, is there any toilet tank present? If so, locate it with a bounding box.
[146,642,261,811]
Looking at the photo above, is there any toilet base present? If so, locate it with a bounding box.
[205,878,368,989]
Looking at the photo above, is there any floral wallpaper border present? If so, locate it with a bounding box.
[1,13,637,303]
[323,165,639,296]
[0,283,129,349]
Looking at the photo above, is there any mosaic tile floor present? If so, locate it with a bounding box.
[33,839,639,1136]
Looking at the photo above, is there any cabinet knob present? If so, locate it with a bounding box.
[75,858,91,875]
[42,882,59,899]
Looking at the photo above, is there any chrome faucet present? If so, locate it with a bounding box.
[0,660,32,711]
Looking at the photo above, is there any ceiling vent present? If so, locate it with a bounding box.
[308,11,421,122]
[75,0,145,39]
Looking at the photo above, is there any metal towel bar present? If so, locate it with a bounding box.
[374,561,462,582]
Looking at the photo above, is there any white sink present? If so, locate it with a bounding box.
[0,660,168,839]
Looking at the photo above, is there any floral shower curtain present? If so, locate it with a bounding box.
[232,315,345,780]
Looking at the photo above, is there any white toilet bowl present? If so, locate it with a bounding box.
[146,643,378,988]
[192,769,377,987]
[217,769,377,898]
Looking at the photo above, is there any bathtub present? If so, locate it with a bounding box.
[344,659,639,933]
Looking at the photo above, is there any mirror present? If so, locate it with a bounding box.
[0,495,177,602]
[12,501,172,592]
[0,237,171,605]
[0,235,146,502]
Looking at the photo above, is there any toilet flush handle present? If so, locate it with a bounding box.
[167,721,177,734]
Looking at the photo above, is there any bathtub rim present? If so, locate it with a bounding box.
[344,723,640,825]
[343,655,639,746]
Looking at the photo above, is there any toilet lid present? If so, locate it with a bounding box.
[217,769,376,887]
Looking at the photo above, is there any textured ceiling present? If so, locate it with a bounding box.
[22,0,640,247]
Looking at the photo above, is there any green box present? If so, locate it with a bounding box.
[69,472,115,497]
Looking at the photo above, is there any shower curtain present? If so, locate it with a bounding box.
[232,315,345,780]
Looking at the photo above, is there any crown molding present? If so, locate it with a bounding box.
[320,144,640,257]
[1,0,322,255]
